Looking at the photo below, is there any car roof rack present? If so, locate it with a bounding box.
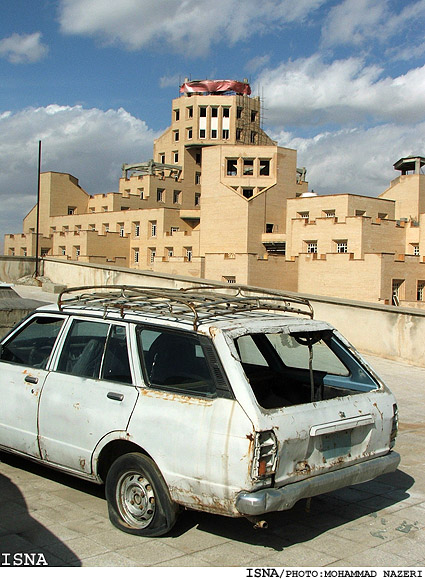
[58,285,314,330]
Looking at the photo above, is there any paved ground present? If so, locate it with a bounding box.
[0,298,424,566]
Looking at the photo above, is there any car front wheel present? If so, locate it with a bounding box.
[105,452,178,536]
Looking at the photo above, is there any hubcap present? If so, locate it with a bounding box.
[117,471,156,528]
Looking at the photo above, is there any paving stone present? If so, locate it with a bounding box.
[117,540,186,566]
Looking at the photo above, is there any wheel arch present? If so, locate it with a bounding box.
[95,437,153,483]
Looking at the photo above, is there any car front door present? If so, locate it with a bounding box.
[0,314,66,457]
[38,318,139,475]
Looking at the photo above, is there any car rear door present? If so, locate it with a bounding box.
[232,326,397,488]
[38,317,139,475]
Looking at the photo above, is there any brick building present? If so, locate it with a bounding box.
[4,79,425,307]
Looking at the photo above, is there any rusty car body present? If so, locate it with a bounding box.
[0,286,400,536]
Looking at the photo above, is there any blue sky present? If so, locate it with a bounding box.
[1,0,425,248]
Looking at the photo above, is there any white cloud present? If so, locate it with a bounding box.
[159,74,184,89]
[0,32,48,64]
[256,56,425,127]
[272,123,425,195]
[321,0,425,49]
[246,55,271,73]
[58,0,326,54]
[0,104,158,245]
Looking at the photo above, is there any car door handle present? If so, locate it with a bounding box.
[25,376,38,385]
[107,392,124,401]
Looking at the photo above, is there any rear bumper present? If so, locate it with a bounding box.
[236,451,400,516]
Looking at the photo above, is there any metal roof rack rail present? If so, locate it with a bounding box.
[58,285,313,330]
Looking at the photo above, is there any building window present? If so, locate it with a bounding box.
[149,248,156,264]
[185,247,192,262]
[199,128,206,139]
[392,279,404,306]
[89,224,95,231]
[102,206,108,212]
[227,159,237,176]
[173,190,181,204]
[134,222,140,237]
[267,242,285,256]
[259,159,270,176]
[236,128,242,140]
[378,213,388,219]
[138,188,144,199]
[174,109,180,121]
[134,248,139,264]
[9,248,15,256]
[236,107,243,119]
[251,110,257,122]
[174,131,179,142]
[200,107,207,117]
[306,241,318,254]
[187,127,192,140]
[412,244,420,256]
[355,210,366,216]
[123,189,130,197]
[170,227,179,235]
[22,248,27,257]
[222,129,229,139]
[417,281,425,301]
[223,276,236,284]
[166,247,173,258]
[89,207,95,213]
[187,106,193,118]
[195,193,201,206]
[336,240,348,253]
[103,223,109,233]
[324,209,336,218]
[75,246,80,257]
[243,188,254,199]
[60,246,66,256]
[196,152,201,164]
[67,206,76,215]
[211,129,217,139]
[211,107,218,118]
[195,172,201,185]
[150,221,157,237]
[250,131,257,144]
[243,159,254,175]
[173,151,179,163]
[157,188,165,202]
[119,224,125,237]
[223,107,230,118]
[160,153,165,164]
[265,223,274,233]
[298,211,309,219]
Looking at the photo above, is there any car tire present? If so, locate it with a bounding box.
[105,452,178,537]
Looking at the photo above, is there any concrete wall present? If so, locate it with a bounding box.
[0,256,37,282]
[1,256,424,367]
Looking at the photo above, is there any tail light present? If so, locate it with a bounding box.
[390,403,398,449]
[251,430,277,480]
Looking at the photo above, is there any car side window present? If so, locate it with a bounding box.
[0,316,65,369]
[57,319,109,378]
[137,327,216,396]
[101,325,132,384]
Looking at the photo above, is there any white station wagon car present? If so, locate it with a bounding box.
[0,286,400,536]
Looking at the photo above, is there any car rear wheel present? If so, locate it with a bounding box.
[105,452,178,536]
